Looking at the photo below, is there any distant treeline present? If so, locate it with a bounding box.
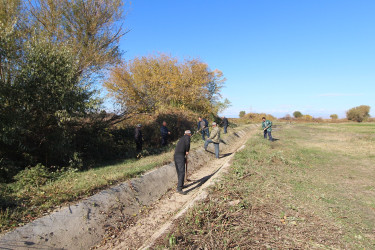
[238,105,372,123]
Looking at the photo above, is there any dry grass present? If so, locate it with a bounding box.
[155,122,375,249]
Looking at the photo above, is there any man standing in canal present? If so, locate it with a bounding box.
[174,130,191,195]
[261,117,273,141]
[204,122,221,159]
[197,116,209,140]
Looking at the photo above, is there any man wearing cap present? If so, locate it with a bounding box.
[134,124,143,153]
[204,122,221,159]
[174,130,191,195]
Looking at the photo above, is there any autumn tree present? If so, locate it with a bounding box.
[330,114,338,120]
[105,54,227,116]
[27,0,127,76]
[0,0,25,84]
[346,105,371,122]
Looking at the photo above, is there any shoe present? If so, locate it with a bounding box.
[176,190,187,195]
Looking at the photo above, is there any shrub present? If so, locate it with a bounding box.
[13,164,53,191]
[283,114,292,120]
[346,105,371,122]
[302,115,313,121]
[239,111,246,118]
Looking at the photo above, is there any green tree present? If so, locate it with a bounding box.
[239,111,246,118]
[0,39,98,179]
[293,111,303,118]
[346,105,370,122]
[330,114,338,120]
[0,0,128,180]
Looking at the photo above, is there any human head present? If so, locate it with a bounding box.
[162,121,167,126]
[137,124,142,128]
[262,117,266,121]
[184,130,192,136]
[212,122,217,127]
[198,117,202,121]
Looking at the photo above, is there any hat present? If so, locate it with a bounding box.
[212,122,217,126]
[137,124,142,127]
[184,130,191,134]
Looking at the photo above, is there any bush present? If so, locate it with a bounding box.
[239,111,246,118]
[346,105,371,122]
[302,115,313,121]
[13,164,53,191]
[237,113,276,124]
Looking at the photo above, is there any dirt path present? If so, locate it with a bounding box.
[96,127,257,249]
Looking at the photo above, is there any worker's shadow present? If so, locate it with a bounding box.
[205,150,232,158]
[219,139,227,144]
[184,167,221,193]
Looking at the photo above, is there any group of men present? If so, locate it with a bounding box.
[134,116,229,153]
[174,116,273,195]
[135,116,273,195]
[173,116,228,194]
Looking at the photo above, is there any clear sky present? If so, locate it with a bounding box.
[111,0,375,118]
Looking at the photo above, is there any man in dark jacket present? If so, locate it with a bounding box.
[160,121,171,146]
[221,116,229,134]
[174,130,191,195]
[134,124,143,153]
[197,117,210,140]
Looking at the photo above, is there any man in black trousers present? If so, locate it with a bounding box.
[221,116,229,134]
[174,130,191,195]
[160,121,171,146]
[134,124,143,153]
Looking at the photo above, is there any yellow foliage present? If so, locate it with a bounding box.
[302,115,313,121]
[104,54,226,115]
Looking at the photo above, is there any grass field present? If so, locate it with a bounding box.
[157,122,375,249]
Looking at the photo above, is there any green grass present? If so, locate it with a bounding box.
[156,123,375,249]
[0,125,245,234]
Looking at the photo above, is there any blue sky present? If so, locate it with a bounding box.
[107,0,375,118]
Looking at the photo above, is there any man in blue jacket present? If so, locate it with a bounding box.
[160,121,171,146]
[261,117,273,141]
[197,116,210,140]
